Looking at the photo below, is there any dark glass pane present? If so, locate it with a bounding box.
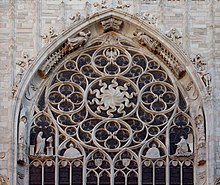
[128,172,138,185]
[29,165,42,185]
[183,164,194,185]
[114,172,125,185]
[170,166,180,185]
[142,166,153,184]
[87,172,97,185]
[44,165,55,185]
[155,166,165,185]
[100,172,110,185]
[59,165,70,185]
[72,165,83,185]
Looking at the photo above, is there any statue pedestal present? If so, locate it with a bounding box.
[29,145,35,156]
[47,146,53,156]
[18,143,26,166]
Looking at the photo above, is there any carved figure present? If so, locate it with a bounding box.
[63,144,81,158]
[93,0,107,10]
[0,175,9,185]
[166,28,182,45]
[116,0,130,9]
[133,31,158,50]
[145,143,160,158]
[192,54,206,71]
[18,116,27,145]
[41,27,58,44]
[142,13,158,25]
[68,31,91,50]
[175,136,191,156]
[35,132,46,155]
[69,12,81,22]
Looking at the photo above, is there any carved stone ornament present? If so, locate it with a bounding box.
[0,175,9,185]
[191,54,207,72]
[41,27,58,44]
[216,177,220,185]
[116,0,131,9]
[38,30,91,78]
[133,30,159,51]
[145,143,160,158]
[101,18,123,32]
[195,107,206,165]
[186,81,199,100]
[12,51,34,97]
[63,144,82,158]
[166,28,182,45]
[175,135,192,156]
[142,12,158,25]
[93,0,108,10]
[191,54,212,95]
[133,30,186,79]
[69,12,81,23]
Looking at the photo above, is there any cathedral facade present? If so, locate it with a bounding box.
[0,0,220,184]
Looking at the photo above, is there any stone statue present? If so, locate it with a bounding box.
[35,132,46,155]
[133,31,158,50]
[63,143,81,158]
[145,143,160,158]
[68,31,91,50]
[195,111,206,165]
[18,116,27,145]
[175,136,191,156]
[18,107,28,165]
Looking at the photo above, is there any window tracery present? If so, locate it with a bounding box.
[27,32,196,185]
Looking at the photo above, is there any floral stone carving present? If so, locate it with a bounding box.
[88,78,137,118]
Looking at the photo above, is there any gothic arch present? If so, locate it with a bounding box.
[13,9,208,185]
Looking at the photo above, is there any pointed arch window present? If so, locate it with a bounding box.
[24,32,198,185]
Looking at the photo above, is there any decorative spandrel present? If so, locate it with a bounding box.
[28,33,196,185]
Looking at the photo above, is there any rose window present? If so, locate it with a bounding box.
[29,38,194,185]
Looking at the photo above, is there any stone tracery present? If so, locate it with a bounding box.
[25,31,198,185]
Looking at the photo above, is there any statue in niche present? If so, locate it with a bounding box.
[68,31,91,50]
[175,135,192,156]
[145,143,160,158]
[166,28,182,45]
[133,31,159,51]
[35,132,46,155]
[18,107,27,165]
[195,109,206,165]
[63,143,82,158]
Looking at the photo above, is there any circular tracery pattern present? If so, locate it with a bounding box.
[87,77,138,118]
[44,46,180,152]
[30,41,194,185]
